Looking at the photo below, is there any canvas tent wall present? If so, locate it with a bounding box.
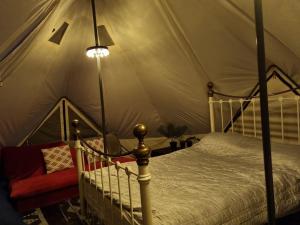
[15,67,300,150]
[1,0,300,147]
[19,98,102,146]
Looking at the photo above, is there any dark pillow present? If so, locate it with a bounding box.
[1,142,65,181]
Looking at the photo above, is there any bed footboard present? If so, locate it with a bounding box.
[73,120,152,225]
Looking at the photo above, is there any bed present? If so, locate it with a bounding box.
[71,75,300,225]
[80,132,300,225]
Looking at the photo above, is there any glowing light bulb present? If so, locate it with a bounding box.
[86,46,109,58]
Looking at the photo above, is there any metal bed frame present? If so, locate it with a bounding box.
[73,121,152,225]
[71,1,299,225]
[208,83,300,142]
[72,82,300,225]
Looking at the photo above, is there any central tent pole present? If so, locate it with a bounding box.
[253,1,276,224]
[91,0,99,46]
[96,57,108,154]
[90,0,108,153]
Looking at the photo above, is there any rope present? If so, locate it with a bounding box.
[212,87,300,99]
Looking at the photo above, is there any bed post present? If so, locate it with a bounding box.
[72,119,86,218]
[208,82,215,132]
[133,124,153,225]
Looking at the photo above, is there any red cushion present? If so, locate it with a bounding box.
[2,142,65,181]
[10,168,78,199]
[69,148,77,166]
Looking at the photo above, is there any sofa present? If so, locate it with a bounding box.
[0,141,135,213]
[0,142,79,213]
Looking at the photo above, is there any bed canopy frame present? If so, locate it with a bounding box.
[70,1,298,224]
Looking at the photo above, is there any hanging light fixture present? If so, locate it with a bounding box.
[86,25,113,58]
[86,45,109,58]
[86,0,114,154]
[86,0,114,59]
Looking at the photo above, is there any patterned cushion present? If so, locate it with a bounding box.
[86,137,104,152]
[41,145,74,174]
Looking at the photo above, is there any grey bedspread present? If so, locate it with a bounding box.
[84,133,300,225]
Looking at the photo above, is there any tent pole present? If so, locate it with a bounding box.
[91,0,99,46]
[90,0,108,153]
[253,1,276,224]
[96,57,108,154]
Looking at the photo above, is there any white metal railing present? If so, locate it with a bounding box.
[73,121,152,225]
[208,94,300,144]
[84,146,138,225]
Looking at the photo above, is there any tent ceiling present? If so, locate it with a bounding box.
[1,0,300,147]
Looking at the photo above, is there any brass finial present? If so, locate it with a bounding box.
[133,124,147,141]
[72,119,80,140]
[207,82,214,97]
[133,124,151,166]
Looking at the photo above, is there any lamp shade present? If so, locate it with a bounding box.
[97,25,114,46]
[86,25,114,58]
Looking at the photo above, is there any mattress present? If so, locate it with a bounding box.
[83,133,300,225]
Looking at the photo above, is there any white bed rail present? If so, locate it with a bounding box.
[207,82,300,144]
[73,120,152,225]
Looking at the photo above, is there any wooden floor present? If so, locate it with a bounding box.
[22,198,84,225]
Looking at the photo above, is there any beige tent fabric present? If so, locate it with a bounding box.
[1,0,300,147]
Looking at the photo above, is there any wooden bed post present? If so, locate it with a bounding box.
[72,119,87,218]
[133,124,153,225]
[208,82,215,132]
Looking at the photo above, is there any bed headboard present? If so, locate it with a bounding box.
[207,75,300,145]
